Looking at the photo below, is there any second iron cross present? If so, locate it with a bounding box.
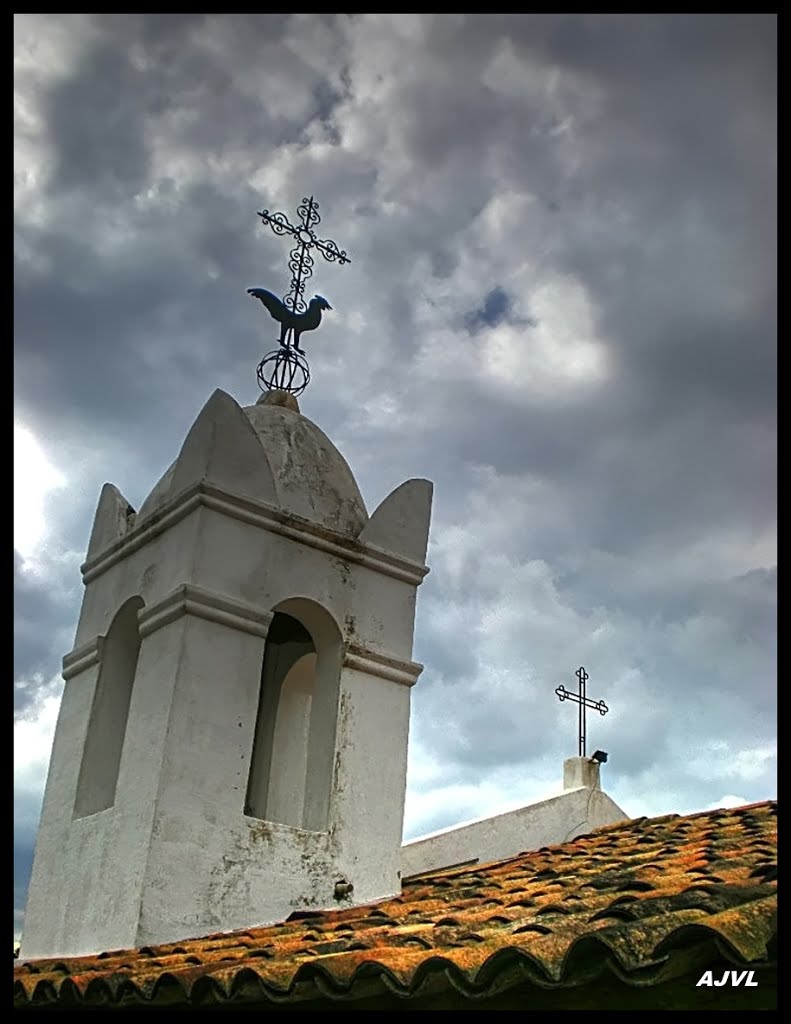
[555,667,609,758]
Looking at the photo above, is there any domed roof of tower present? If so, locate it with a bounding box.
[136,390,368,536]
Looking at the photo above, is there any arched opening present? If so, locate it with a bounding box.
[73,596,144,818]
[245,600,342,831]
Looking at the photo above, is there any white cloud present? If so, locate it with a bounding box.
[14,424,67,563]
[14,684,63,830]
[709,794,749,810]
[404,735,566,840]
[682,740,777,786]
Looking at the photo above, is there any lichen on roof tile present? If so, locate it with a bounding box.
[14,800,777,1009]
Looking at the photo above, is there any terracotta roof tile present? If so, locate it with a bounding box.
[14,800,776,1008]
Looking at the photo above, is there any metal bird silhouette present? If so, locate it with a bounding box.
[248,288,332,352]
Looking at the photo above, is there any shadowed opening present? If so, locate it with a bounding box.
[245,600,342,831]
[73,596,144,818]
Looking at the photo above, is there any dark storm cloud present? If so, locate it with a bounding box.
[46,46,152,198]
[368,373,771,565]
[331,13,773,581]
[40,14,339,199]
[15,187,259,435]
[15,13,354,438]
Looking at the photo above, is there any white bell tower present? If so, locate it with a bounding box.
[21,388,432,958]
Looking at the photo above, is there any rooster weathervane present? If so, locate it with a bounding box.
[249,195,351,396]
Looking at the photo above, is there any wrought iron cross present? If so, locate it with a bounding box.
[555,667,609,757]
[257,195,350,316]
[250,195,351,396]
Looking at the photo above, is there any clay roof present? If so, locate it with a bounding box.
[14,800,776,1009]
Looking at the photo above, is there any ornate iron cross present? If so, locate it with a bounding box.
[555,667,609,757]
[250,195,351,396]
[257,195,350,316]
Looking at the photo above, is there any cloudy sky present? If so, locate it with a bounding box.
[14,13,776,941]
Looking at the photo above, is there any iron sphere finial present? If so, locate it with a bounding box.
[257,348,311,397]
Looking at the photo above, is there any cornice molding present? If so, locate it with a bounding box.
[62,637,104,681]
[343,642,424,687]
[138,584,275,639]
[81,482,429,588]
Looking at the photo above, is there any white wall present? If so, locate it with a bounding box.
[402,785,629,879]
